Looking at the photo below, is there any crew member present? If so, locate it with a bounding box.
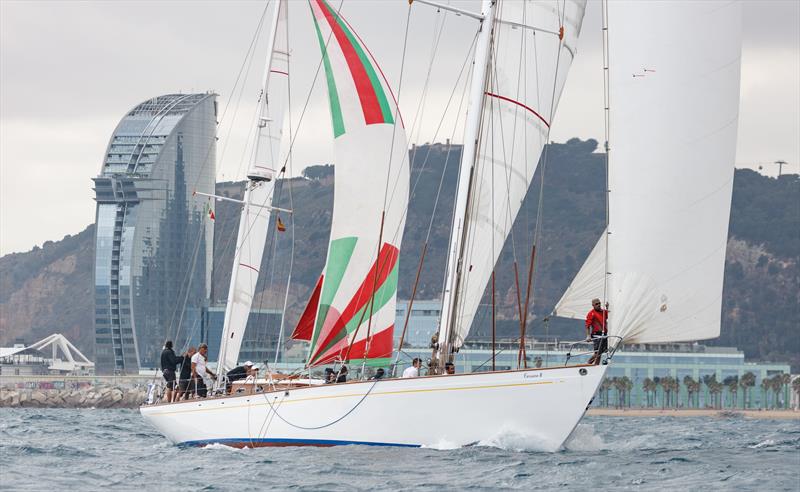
[336,365,348,383]
[585,298,609,365]
[444,362,455,375]
[372,368,385,380]
[160,340,182,403]
[225,361,257,393]
[190,343,216,397]
[176,346,196,400]
[402,358,421,378]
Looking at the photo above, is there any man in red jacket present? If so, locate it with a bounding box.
[586,298,609,365]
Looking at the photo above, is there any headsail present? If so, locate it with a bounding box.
[303,0,409,367]
[554,1,742,344]
[439,0,588,351]
[217,0,290,372]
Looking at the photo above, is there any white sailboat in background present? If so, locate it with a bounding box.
[142,0,742,450]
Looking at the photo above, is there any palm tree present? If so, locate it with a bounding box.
[659,377,670,409]
[599,378,613,407]
[672,378,681,409]
[642,378,656,408]
[781,374,791,409]
[792,377,800,410]
[771,375,785,409]
[723,375,739,409]
[659,376,676,409]
[703,374,724,409]
[760,378,771,409]
[683,376,696,408]
[621,376,634,408]
[612,377,627,409]
[740,372,756,409]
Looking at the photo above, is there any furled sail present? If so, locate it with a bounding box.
[440,0,587,350]
[554,1,742,344]
[217,0,290,372]
[303,0,409,367]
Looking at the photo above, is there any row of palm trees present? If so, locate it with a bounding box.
[596,373,798,409]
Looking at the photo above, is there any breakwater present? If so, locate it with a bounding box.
[0,386,147,408]
[0,375,154,408]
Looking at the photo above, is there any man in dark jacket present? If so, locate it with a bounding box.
[336,365,348,383]
[160,341,183,402]
[225,361,256,393]
[176,346,196,401]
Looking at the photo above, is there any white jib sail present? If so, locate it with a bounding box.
[443,0,587,350]
[217,0,290,373]
[554,1,742,344]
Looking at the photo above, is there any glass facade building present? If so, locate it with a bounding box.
[394,299,441,349]
[203,305,283,364]
[93,94,216,374]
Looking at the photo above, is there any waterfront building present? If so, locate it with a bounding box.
[203,305,283,364]
[92,93,217,374]
[394,299,441,348]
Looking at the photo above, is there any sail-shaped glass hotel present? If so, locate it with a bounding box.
[93,94,216,374]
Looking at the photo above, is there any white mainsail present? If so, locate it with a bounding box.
[554,0,742,344]
[302,0,409,367]
[217,0,290,372]
[439,0,587,351]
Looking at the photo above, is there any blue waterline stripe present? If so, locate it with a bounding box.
[181,437,421,448]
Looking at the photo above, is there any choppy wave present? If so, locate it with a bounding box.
[478,425,563,452]
[201,443,250,452]
[1,408,798,491]
[748,439,777,449]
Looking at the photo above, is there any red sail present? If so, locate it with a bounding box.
[290,275,323,341]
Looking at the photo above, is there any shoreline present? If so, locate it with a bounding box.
[587,408,800,420]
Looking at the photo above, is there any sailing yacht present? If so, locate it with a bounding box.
[141,0,742,451]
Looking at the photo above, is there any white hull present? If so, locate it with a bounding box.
[141,364,607,451]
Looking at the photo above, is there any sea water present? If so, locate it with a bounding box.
[0,408,797,491]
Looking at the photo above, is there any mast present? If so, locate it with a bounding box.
[216,0,286,376]
[437,0,496,371]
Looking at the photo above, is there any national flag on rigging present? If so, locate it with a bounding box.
[276,216,286,232]
[205,203,215,221]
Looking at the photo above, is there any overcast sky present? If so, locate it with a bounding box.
[1,0,798,255]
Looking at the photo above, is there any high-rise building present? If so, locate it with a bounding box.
[203,305,283,364]
[92,93,216,374]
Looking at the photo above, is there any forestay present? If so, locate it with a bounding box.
[554,1,742,344]
[217,0,290,373]
[303,0,409,367]
[441,0,587,350]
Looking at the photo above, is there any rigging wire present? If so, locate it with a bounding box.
[601,0,612,312]
[274,7,296,366]
[257,379,381,430]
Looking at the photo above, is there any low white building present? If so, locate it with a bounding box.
[0,334,94,376]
